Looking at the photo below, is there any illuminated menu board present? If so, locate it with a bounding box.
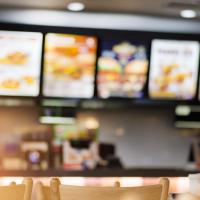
[97,40,148,98]
[0,31,43,96]
[149,39,200,100]
[43,33,97,98]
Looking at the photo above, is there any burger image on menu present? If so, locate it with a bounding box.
[123,60,148,97]
[97,40,148,98]
[0,51,28,65]
[98,57,122,98]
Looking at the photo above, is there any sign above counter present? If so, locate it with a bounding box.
[0,23,200,104]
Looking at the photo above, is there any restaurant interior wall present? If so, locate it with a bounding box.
[0,9,198,169]
[0,105,191,168]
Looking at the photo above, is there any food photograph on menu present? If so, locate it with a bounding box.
[0,31,43,96]
[43,33,97,98]
[97,39,148,98]
[149,39,200,100]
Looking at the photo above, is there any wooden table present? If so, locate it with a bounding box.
[176,193,200,200]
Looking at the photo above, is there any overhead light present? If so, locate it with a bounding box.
[180,9,197,18]
[67,2,85,11]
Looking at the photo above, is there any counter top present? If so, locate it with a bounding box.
[0,168,199,177]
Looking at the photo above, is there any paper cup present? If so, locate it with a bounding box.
[189,174,200,196]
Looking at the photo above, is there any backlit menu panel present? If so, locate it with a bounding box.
[97,40,148,98]
[149,39,199,100]
[43,33,97,98]
[0,31,43,96]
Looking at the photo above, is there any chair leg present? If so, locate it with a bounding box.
[35,181,46,200]
[114,181,120,188]
[50,178,61,200]
[23,178,33,200]
[159,178,170,200]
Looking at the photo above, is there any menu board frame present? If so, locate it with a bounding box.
[96,38,149,99]
[42,32,98,99]
[94,29,200,103]
[1,22,200,104]
[0,29,43,98]
[148,39,200,101]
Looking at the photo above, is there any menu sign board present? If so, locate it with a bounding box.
[43,33,97,98]
[97,40,148,98]
[0,31,43,96]
[149,39,200,100]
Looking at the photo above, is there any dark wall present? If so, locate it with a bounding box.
[0,105,191,168]
[78,106,191,168]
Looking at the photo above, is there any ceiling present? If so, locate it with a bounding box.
[0,0,200,18]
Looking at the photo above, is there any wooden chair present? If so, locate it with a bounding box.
[0,178,33,200]
[35,177,169,200]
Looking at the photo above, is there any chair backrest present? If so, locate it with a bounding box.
[0,178,33,200]
[36,177,169,200]
[35,179,120,200]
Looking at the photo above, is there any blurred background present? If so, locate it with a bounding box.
[0,0,200,194]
